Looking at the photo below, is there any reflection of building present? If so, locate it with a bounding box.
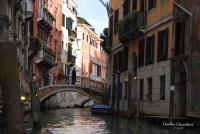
[77,18,107,90]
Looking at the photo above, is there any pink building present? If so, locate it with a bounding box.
[32,0,58,86]
[77,19,107,90]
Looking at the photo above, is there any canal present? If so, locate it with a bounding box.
[25,108,199,134]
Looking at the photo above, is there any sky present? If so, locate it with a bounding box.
[75,0,109,35]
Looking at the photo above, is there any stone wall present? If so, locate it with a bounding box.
[137,60,171,116]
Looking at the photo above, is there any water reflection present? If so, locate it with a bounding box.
[27,108,199,134]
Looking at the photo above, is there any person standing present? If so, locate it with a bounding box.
[58,69,63,84]
[72,68,76,85]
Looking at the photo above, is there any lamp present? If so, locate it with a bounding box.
[133,74,138,80]
[20,96,26,101]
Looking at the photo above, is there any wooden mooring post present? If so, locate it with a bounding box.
[0,42,26,134]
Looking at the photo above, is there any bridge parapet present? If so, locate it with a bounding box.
[37,84,104,104]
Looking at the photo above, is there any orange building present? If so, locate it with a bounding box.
[107,0,174,117]
[77,20,107,90]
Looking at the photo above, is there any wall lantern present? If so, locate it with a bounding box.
[20,96,26,101]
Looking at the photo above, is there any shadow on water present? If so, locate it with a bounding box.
[22,108,200,134]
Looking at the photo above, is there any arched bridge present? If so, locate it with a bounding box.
[37,85,104,104]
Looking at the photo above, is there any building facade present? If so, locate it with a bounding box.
[172,0,200,117]
[107,0,174,116]
[32,0,57,87]
[106,0,200,118]
[56,0,78,85]
[77,21,107,91]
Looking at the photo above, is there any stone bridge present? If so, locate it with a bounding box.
[37,85,103,104]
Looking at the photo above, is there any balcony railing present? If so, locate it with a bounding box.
[36,47,56,68]
[37,7,53,31]
[67,52,76,66]
[105,36,112,53]
[89,74,101,82]
[68,30,77,42]
[28,37,42,58]
[118,11,146,43]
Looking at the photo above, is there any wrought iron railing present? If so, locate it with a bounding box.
[118,11,146,43]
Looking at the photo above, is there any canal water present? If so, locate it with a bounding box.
[25,108,200,134]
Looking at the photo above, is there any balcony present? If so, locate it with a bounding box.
[105,37,112,53]
[28,37,42,58]
[118,11,146,43]
[67,52,76,67]
[89,74,101,82]
[68,29,77,42]
[37,8,53,31]
[36,47,56,68]
[21,0,34,19]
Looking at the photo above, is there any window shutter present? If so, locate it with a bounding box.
[164,28,169,60]
[151,35,155,64]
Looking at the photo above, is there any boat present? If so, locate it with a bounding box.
[90,104,111,114]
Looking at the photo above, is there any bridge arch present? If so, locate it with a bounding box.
[80,98,93,107]
[39,88,99,104]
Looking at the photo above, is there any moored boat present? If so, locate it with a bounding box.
[90,104,111,114]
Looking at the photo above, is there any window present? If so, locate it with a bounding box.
[148,0,156,11]
[158,28,169,62]
[62,13,65,27]
[138,39,145,67]
[66,18,72,33]
[160,75,165,100]
[117,50,123,71]
[86,35,88,42]
[92,63,101,77]
[68,45,72,60]
[175,20,185,56]
[146,35,155,65]
[109,16,113,37]
[124,81,127,99]
[123,47,128,71]
[82,33,84,40]
[140,0,144,12]
[61,41,64,53]
[113,53,117,73]
[114,9,119,34]
[123,0,130,17]
[148,78,152,97]
[139,79,144,100]
[119,83,122,99]
[132,0,137,10]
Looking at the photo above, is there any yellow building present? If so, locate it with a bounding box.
[107,0,174,117]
